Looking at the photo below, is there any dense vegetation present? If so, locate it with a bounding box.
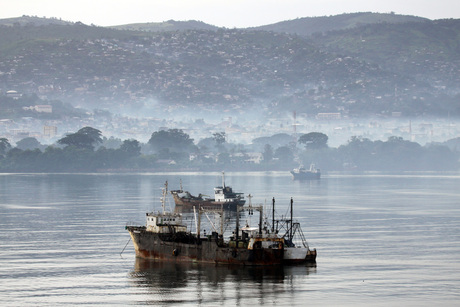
[254,12,428,36]
[1,14,459,118]
[1,14,459,173]
[0,127,457,172]
[310,19,460,88]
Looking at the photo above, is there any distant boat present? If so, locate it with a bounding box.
[170,172,245,210]
[290,164,321,180]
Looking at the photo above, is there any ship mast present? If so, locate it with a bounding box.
[161,181,168,214]
[222,171,226,188]
[290,197,293,240]
[272,197,275,233]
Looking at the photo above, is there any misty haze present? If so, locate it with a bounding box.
[1,13,459,173]
[1,10,460,307]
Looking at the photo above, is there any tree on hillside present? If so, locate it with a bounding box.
[298,132,328,150]
[378,136,423,170]
[252,133,292,149]
[263,144,273,163]
[101,136,122,149]
[77,127,103,144]
[16,137,43,151]
[213,132,226,145]
[338,136,375,170]
[0,138,12,157]
[274,146,294,164]
[213,132,226,152]
[197,137,214,152]
[119,139,141,157]
[148,129,194,153]
[58,126,103,150]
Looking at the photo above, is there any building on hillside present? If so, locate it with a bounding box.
[316,113,341,120]
[35,105,53,113]
[43,126,58,137]
[6,90,22,99]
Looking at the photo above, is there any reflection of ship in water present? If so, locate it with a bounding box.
[131,257,316,289]
[129,257,316,305]
[170,172,245,211]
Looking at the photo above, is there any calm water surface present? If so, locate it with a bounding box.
[0,172,459,306]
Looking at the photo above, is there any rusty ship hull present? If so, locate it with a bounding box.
[171,192,245,210]
[127,226,284,266]
[170,173,246,210]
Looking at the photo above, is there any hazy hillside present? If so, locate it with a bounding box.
[0,21,141,58]
[0,15,73,27]
[108,12,427,35]
[252,12,428,36]
[0,14,459,120]
[110,20,219,32]
[309,19,460,89]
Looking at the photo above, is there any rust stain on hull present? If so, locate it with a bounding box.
[128,227,286,266]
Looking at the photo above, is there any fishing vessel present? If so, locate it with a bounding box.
[126,182,316,266]
[170,172,245,210]
[126,182,285,266]
[290,164,321,180]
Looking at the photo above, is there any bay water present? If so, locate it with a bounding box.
[0,172,459,306]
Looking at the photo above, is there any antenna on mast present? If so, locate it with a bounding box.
[272,197,275,233]
[161,181,168,214]
[293,111,297,134]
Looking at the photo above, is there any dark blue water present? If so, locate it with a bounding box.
[1,172,459,306]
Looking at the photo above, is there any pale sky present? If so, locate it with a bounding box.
[1,0,459,27]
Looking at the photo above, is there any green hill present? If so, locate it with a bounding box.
[252,12,428,36]
[110,20,219,32]
[0,15,73,27]
[309,19,460,88]
[0,14,459,119]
